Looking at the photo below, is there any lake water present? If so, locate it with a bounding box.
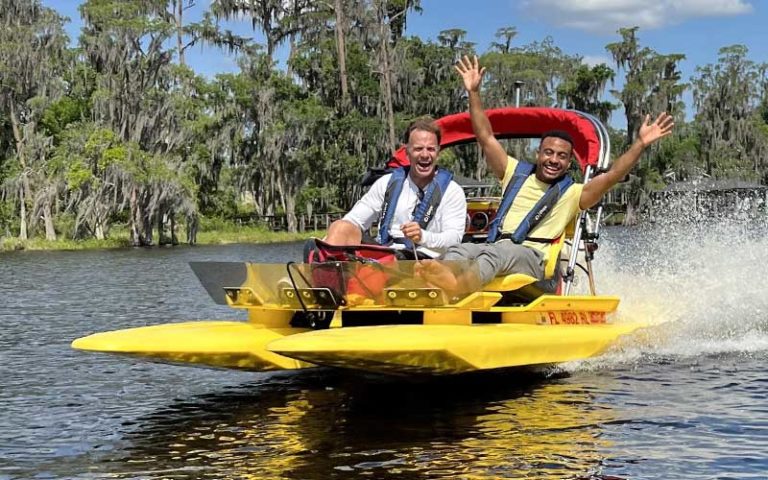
[1,221,767,479]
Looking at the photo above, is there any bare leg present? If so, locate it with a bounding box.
[415,260,481,297]
[324,219,363,245]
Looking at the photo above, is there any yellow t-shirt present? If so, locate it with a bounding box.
[499,156,583,260]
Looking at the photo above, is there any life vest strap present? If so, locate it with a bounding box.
[487,162,535,243]
[376,168,408,245]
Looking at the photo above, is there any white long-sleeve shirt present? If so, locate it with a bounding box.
[343,172,467,255]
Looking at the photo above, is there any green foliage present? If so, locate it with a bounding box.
[556,63,616,123]
[64,159,92,190]
[605,26,691,223]
[638,163,665,192]
[655,129,702,183]
[396,35,470,118]
[435,148,461,173]
[79,0,171,33]
[481,37,579,108]
[40,97,89,140]
[760,97,768,125]
[0,199,16,236]
[607,27,687,145]
[1,3,767,247]
[692,44,768,180]
[194,223,324,245]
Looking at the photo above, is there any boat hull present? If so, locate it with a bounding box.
[71,261,637,375]
[71,321,313,371]
[268,322,645,375]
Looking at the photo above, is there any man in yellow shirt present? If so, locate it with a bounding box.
[418,55,674,294]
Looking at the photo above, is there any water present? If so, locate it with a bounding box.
[1,224,767,480]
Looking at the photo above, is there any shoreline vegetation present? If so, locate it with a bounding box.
[0,224,327,253]
[3,3,766,248]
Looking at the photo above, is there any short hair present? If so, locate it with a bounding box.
[402,116,442,145]
[540,129,574,149]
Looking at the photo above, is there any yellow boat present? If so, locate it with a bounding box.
[72,259,641,375]
[72,107,647,376]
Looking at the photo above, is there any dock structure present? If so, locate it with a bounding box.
[647,179,768,221]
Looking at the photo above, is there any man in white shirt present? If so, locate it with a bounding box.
[325,116,467,258]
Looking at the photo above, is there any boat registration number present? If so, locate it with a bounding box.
[543,311,606,325]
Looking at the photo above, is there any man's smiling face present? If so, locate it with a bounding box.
[535,136,573,183]
[406,129,440,188]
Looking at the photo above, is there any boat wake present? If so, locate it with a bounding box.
[564,217,768,371]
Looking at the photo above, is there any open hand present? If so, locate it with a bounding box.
[455,55,485,93]
[638,112,675,147]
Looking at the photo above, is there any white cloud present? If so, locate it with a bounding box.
[520,0,753,33]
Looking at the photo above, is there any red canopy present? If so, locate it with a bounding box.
[389,107,602,172]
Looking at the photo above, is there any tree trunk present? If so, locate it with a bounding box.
[474,148,486,181]
[43,199,56,241]
[625,104,639,146]
[130,187,141,246]
[378,5,397,153]
[142,208,153,246]
[19,183,28,241]
[175,0,185,66]
[285,192,297,233]
[9,102,26,164]
[334,0,350,110]
[186,213,197,245]
[623,201,637,226]
[9,104,30,240]
[170,213,178,245]
[381,41,397,152]
[158,208,166,245]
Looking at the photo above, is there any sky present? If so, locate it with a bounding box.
[43,0,766,127]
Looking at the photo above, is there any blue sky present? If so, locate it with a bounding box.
[44,0,765,126]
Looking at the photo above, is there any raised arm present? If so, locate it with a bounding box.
[580,112,675,210]
[455,55,509,180]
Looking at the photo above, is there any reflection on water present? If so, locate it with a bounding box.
[87,370,617,480]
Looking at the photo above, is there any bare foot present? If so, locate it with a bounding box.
[414,260,460,293]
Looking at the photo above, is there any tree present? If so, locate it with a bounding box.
[490,26,517,54]
[210,0,311,59]
[172,1,251,66]
[606,27,686,145]
[78,0,199,244]
[692,45,768,181]
[606,27,686,224]
[370,0,422,153]
[556,63,616,124]
[333,0,350,109]
[0,0,69,240]
[483,36,577,109]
